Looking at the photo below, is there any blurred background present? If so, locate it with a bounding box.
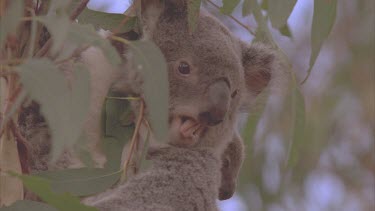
[88,0,374,210]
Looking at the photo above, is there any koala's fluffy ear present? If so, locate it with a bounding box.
[240,42,276,109]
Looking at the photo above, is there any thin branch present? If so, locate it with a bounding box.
[120,100,145,183]
[113,15,132,35]
[70,0,89,20]
[206,0,256,36]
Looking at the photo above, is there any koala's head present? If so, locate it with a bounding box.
[140,0,276,152]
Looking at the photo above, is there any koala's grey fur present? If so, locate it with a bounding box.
[83,145,221,211]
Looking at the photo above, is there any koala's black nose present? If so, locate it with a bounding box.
[218,189,234,200]
[198,109,224,126]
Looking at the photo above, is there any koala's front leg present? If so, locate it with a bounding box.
[219,133,245,200]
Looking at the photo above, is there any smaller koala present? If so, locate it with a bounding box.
[83,144,221,211]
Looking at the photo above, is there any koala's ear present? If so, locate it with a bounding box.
[240,42,276,109]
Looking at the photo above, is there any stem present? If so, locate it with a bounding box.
[70,0,89,20]
[206,0,256,36]
[120,100,145,183]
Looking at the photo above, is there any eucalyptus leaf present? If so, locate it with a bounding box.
[285,82,306,168]
[268,0,297,28]
[188,0,202,33]
[220,0,241,15]
[279,24,293,38]
[37,14,71,54]
[0,132,23,206]
[34,168,120,197]
[0,1,24,48]
[242,0,251,17]
[77,9,137,33]
[11,174,97,211]
[104,93,132,140]
[129,40,169,142]
[16,59,90,162]
[303,0,337,83]
[67,23,122,65]
[0,200,57,211]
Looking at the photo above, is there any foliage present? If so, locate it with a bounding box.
[2,0,368,210]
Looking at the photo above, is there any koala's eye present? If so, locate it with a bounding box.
[178,62,191,75]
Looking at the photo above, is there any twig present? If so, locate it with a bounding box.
[120,100,145,183]
[70,0,89,20]
[113,15,132,35]
[206,0,256,36]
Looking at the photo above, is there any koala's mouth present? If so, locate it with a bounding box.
[178,116,206,139]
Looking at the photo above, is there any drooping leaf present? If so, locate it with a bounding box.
[303,0,337,83]
[249,0,275,46]
[66,23,122,65]
[261,0,269,11]
[128,40,169,142]
[285,81,306,168]
[220,0,241,15]
[70,63,91,145]
[279,24,293,38]
[0,200,57,211]
[34,168,120,197]
[10,174,97,211]
[0,132,23,206]
[242,0,252,17]
[16,59,90,162]
[77,9,137,33]
[104,93,133,140]
[187,0,202,33]
[37,14,71,54]
[0,1,24,48]
[268,0,297,28]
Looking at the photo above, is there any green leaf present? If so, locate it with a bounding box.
[16,59,90,162]
[104,93,133,140]
[0,132,23,206]
[261,0,269,11]
[279,24,293,38]
[37,14,71,54]
[268,0,297,28]
[242,0,252,17]
[10,174,97,211]
[0,200,57,211]
[34,168,120,197]
[303,0,337,84]
[0,1,24,48]
[187,0,202,33]
[66,23,122,65]
[128,40,169,142]
[220,0,241,15]
[77,9,137,33]
[285,81,306,168]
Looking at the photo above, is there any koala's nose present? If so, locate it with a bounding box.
[218,188,235,200]
[199,79,231,126]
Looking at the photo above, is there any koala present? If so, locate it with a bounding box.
[122,0,276,200]
[23,0,278,202]
[83,143,221,211]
